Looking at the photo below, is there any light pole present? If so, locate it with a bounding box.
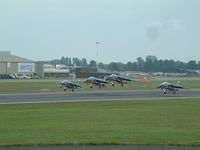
[96,41,100,71]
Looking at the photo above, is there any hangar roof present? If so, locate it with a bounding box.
[0,51,34,62]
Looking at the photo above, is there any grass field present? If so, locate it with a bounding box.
[0,80,200,93]
[0,99,200,146]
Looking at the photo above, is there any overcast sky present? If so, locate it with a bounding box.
[0,0,200,63]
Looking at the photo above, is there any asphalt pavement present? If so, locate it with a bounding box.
[0,89,200,104]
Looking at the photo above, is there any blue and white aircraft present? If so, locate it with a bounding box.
[158,81,184,94]
[85,77,108,88]
[106,74,131,87]
[60,80,81,92]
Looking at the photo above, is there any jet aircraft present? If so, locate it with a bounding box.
[85,77,108,88]
[60,80,81,92]
[106,74,131,87]
[158,81,184,94]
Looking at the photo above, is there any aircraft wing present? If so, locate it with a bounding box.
[118,76,131,81]
[69,82,81,88]
[170,84,184,89]
[96,79,108,84]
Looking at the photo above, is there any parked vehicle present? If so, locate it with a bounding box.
[0,74,16,79]
[14,73,32,79]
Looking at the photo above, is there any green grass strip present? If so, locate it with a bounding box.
[0,99,200,146]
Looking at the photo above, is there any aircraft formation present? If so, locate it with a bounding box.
[59,74,132,92]
[59,74,184,94]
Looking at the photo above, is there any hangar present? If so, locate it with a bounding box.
[0,51,44,78]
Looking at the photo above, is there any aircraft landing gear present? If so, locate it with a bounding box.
[64,88,66,91]
[90,85,93,88]
[112,83,114,87]
[121,84,123,87]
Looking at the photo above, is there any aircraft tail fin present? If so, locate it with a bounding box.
[76,80,81,85]
[126,73,129,78]
[177,81,180,86]
[104,76,108,81]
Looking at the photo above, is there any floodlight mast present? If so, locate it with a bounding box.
[96,41,100,71]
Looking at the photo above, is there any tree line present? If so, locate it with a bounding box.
[47,55,200,73]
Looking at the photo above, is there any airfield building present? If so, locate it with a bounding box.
[44,64,71,78]
[0,51,44,78]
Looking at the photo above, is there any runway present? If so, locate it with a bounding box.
[0,89,200,104]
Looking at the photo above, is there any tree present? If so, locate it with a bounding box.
[89,60,97,67]
[61,56,65,64]
[187,60,197,69]
[98,62,106,69]
[81,58,88,67]
[45,56,200,73]
[137,57,145,71]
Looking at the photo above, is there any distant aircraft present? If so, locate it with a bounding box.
[85,77,108,88]
[158,81,184,94]
[60,80,81,92]
[106,74,131,87]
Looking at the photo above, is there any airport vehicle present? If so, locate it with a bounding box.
[85,77,108,88]
[14,73,32,79]
[106,74,131,87]
[0,74,16,79]
[158,81,184,94]
[60,80,81,92]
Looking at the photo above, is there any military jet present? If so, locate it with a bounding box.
[106,74,131,87]
[60,80,81,92]
[158,81,184,94]
[85,77,108,88]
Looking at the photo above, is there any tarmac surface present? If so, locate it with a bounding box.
[1,89,200,150]
[0,89,200,104]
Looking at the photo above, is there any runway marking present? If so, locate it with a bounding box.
[0,96,200,105]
